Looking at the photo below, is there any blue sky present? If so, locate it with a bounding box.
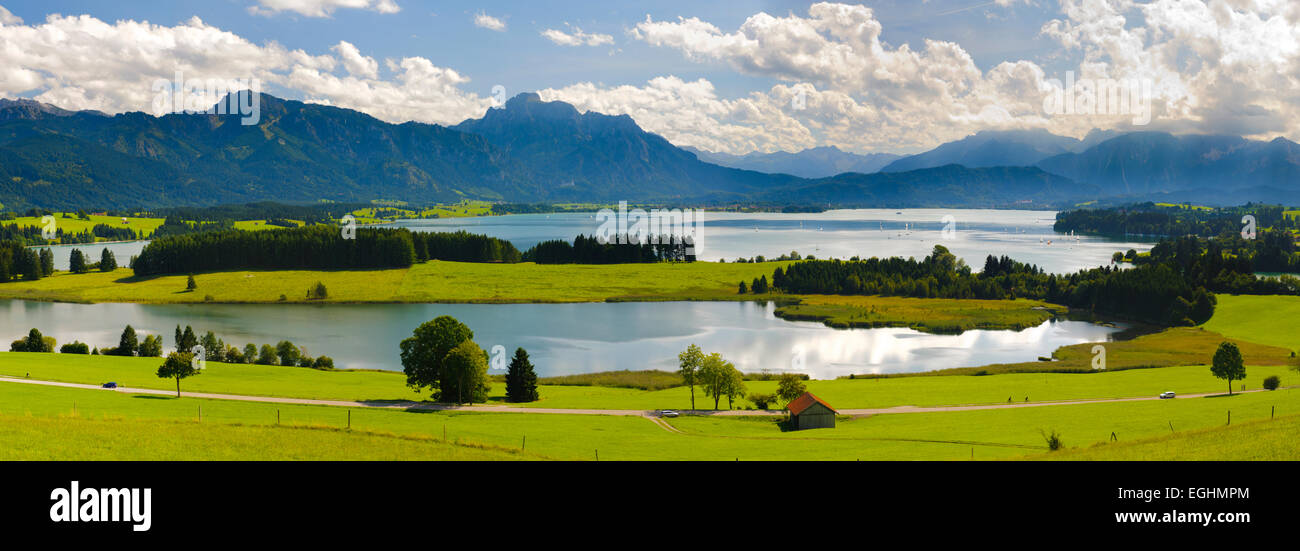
[0,1,1063,99]
[0,1,1295,155]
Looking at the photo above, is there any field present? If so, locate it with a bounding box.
[2,212,165,238]
[1200,294,1300,351]
[774,295,1057,333]
[1,349,1292,410]
[349,201,494,223]
[0,261,790,304]
[0,414,532,461]
[915,326,1293,376]
[0,378,1294,460]
[1032,413,1300,461]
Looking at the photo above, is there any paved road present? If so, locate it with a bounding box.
[0,375,1277,418]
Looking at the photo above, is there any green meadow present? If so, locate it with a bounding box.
[0,261,790,304]
[0,379,1294,460]
[1,350,1292,410]
[1033,413,1300,461]
[0,414,532,461]
[773,295,1057,333]
[2,212,165,238]
[1201,294,1300,351]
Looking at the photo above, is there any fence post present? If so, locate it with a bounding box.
[1168,421,1174,433]
[521,435,526,452]
[276,409,280,425]
[347,409,351,430]
[198,405,201,422]
[1227,410,1231,426]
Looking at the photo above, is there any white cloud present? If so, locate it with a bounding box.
[249,0,400,18]
[474,12,506,32]
[541,26,614,47]
[0,5,22,25]
[618,1,1300,152]
[331,40,378,79]
[0,13,490,126]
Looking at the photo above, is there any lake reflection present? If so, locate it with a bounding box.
[0,300,1123,379]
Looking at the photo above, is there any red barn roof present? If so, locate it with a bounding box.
[787,392,836,415]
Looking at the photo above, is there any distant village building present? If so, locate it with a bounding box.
[787,392,837,430]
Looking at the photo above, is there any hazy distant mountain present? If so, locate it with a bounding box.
[0,98,106,121]
[880,129,1080,173]
[753,165,1091,208]
[1035,132,1300,204]
[684,145,902,178]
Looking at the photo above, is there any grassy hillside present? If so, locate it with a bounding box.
[1030,413,1300,460]
[2,212,164,238]
[915,326,1293,376]
[1201,294,1300,351]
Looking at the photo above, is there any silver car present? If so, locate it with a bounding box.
[1159,391,1175,399]
[660,410,679,418]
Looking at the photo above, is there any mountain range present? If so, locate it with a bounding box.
[878,129,1082,173]
[684,145,901,178]
[1,91,1298,210]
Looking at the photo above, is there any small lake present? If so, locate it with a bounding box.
[0,299,1125,379]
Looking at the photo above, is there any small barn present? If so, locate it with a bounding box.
[787,392,837,430]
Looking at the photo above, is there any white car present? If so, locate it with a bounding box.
[660,410,679,418]
[1159,391,1176,399]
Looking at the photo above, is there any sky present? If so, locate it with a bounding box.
[0,0,1298,155]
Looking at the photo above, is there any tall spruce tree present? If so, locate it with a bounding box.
[505,347,539,403]
[117,325,138,357]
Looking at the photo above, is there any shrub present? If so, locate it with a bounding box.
[1041,429,1063,451]
[60,341,90,354]
[307,281,329,300]
[186,274,197,291]
[1263,375,1280,391]
[748,392,777,410]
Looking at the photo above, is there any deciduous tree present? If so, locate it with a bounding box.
[400,316,474,397]
[156,351,200,397]
[1211,341,1246,395]
[678,344,704,410]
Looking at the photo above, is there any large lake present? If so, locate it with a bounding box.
[0,299,1124,379]
[12,208,1145,379]
[393,209,1153,274]
[39,209,1154,274]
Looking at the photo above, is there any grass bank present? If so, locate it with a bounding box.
[0,261,791,304]
[1028,412,1300,460]
[1201,294,1300,351]
[774,295,1058,334]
